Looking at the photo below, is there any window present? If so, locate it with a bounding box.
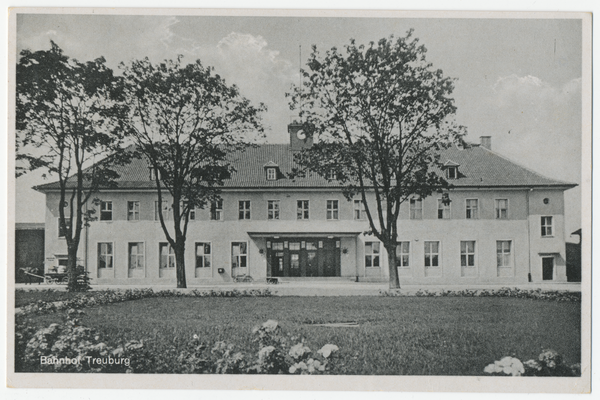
[58,218,71,238]
[327,170,337,180]
[211,200,223,221]
[297,200,309,220]
[154,201,172,221]
[365,242,380,268]
[410,198,422,219]
[159,243,176,269]
[239,201,251,220]
[195,243,211,268]
[100,201,113,221]
[183,201,195,220]
[354,200,366,220]
[496,241,512,268]
[424,241,440,267]
[460,241,476,268]
[289,242,301,251]
[128,242,145,270]
[396,241,410,268]
[541,216,553,237]
[446,167,457,180]
[495,199,508,219]
[98,242,113,269]
[437,199,451,219]
[149,167,160,181]
[327,200,339,220]
[268,200,280,220]
[466,199,479,219]
[266,168,277,181]
[127,201,140,221]
[231,242,248,269]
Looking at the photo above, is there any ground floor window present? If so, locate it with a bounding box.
[232,242,248,269]
[98,242,113,269]
[460,240,476,276]
[159,243,176,269]
[195,242,211,268]
[128,242,145,270]
[396,241,410,268]
[424,241,440,267]
[365,242,380,268]
[496,240,513,277]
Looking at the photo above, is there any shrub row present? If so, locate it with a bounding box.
[16,311,338,374]
[16,288,273,316]
[380,287,581,302]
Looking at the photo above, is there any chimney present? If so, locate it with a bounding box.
[480,136,491,150]
[288,120,313,151]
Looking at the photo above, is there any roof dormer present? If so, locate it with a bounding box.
[264,161,279,181]
[443,160,460,180]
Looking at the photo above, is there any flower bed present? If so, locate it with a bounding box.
[381,287,581,302]
[16,288,272,316]
[484,349,581,377]
[16,311,338,374]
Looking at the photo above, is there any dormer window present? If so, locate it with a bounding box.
[264,161,279,181]
[446,167,457,180]
[327,170,337,180]
[149,167,161,181]
[443,160,460,180]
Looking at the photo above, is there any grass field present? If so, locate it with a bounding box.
[21,296,581,375]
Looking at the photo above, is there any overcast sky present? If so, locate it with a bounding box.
[14,13,583,237]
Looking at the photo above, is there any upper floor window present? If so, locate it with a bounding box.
[149,167,161,181]
[100,201,113,221]
[541,216,553,237]
[495,199,508,220]
[127,201,140,221]
[297,200,309,220]
[466,199,479,219]
[268,200,280,220]
[210,200,223,221]
[437,199,451,219]
[354,200,366,220]
[239,201,251,220]
[410,198,422,220]
[396,241,410,268]
[446,166,457,180]
[266,168,277,181]
[327,170,337,180]
[327,200,339,220]
[58,217,71,238]
[365,242,380,268]
[154,201,171,221]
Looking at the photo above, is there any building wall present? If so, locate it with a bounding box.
[43,186,569,286]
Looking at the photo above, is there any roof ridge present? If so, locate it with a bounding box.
[478,146,576,187]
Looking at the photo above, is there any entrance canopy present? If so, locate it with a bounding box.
[247,231,362,238]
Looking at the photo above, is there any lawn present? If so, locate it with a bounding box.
[20,296,581,375]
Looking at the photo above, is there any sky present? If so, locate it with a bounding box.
[13,12,584,238]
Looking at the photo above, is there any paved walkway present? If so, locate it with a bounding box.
[15,281,582,296]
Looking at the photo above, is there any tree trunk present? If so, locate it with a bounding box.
[67,244,79,292]
[385,243,400,289]
[175,242,187,289]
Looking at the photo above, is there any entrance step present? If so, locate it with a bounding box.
[275,277,387,284]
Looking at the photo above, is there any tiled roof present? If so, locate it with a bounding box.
[34,143,575,192]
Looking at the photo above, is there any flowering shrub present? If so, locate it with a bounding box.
[16,315,339,374]
[381,287,580,302]
[16,288,273,316]
[484,349,581,377]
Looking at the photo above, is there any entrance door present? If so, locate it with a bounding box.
[542,257,554,281]
[306,250,318,277]
[271,252,285,277]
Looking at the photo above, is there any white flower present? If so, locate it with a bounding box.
[483,363,497,374]
[258,346,276,360]
[317,344,339,358]
[289,343,311,359]
[193,334,199,340]
[262,320,278,332]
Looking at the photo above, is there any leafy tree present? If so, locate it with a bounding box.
[121,57,266,288]
[16,42,130,291]
[288,31,466,289]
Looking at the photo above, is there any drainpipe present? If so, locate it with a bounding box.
[84,202,89,276]
[526,188,532,282]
